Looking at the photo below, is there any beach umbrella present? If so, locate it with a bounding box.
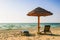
[27,7,53,33]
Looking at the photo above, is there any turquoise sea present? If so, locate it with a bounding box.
[0,23,60,30]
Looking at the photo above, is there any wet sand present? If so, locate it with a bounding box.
[0,27,60,40]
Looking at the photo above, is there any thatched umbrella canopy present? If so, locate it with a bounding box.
[27,7,53,33]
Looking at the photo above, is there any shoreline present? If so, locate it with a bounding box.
[0,27,60,40]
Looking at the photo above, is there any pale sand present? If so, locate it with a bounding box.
[0,27,60,40]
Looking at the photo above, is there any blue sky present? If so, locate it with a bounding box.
[0,0,60,23]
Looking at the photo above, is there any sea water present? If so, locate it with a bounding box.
[0,23,60,30]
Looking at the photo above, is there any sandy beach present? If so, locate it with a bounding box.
[0,27,60,40]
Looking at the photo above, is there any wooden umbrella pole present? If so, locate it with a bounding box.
[38,16,40,33]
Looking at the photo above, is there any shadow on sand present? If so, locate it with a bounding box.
[49,34,60,36]
[40,34,60,36]
[21,33,60,37]
[21,33,36,37]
